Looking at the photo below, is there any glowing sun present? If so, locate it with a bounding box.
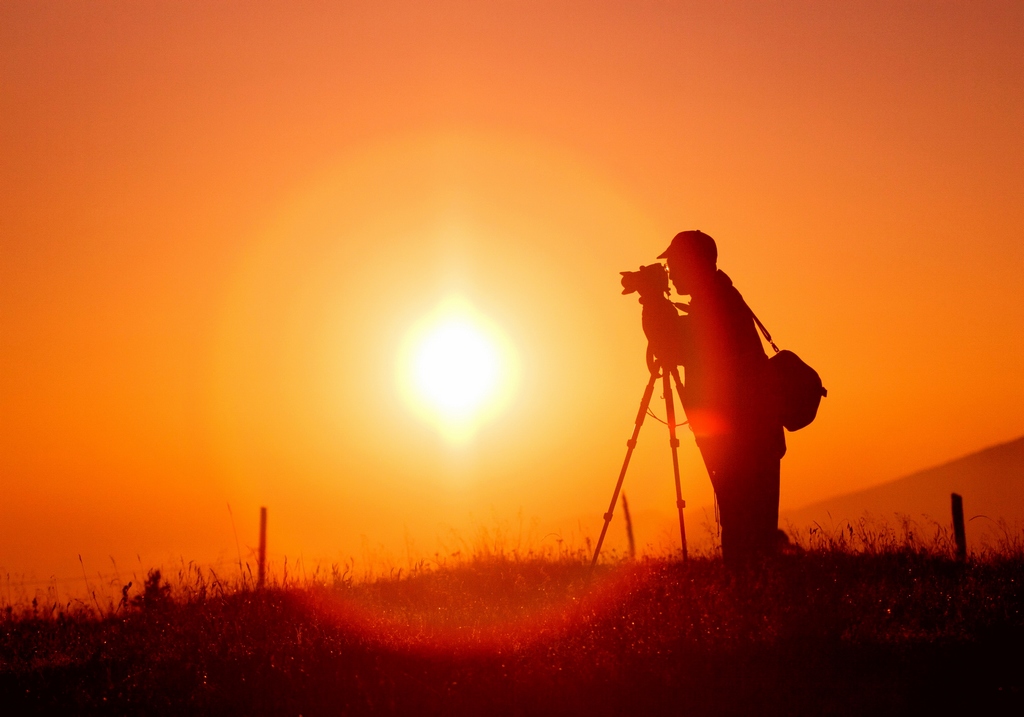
[400,300,517,441]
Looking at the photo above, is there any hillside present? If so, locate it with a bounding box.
[782,436,1024,546]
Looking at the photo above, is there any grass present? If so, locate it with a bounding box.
[2,526,1023,716]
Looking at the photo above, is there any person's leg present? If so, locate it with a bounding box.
[748,457,781,555]
[713,477,741,565]
[725,478,761,563]
[704,455,752,566]
[708,449,781,564]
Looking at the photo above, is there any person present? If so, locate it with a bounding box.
[653,230,786,564]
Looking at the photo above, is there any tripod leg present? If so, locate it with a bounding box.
[664,369,688,562]
[590,368,660,570]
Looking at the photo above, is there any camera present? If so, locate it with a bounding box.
[620,263,670,299]
[621,263,685,368]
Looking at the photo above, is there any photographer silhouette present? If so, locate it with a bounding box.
[592,231,811,568]
[657,230,786,564]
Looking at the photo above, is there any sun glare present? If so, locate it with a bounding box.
[400,300,516,441]
[413,322,500,417]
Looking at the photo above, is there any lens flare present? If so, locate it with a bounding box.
[399,299,516,442]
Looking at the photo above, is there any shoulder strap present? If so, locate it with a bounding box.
[750,310,780,354]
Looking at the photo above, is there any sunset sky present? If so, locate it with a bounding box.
[3,1,1022,583]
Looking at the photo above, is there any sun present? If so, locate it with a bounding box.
[412,321,500,418]
[399,300,517,441]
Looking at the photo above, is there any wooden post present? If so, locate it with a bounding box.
[622,493,636,560]
[951,493,966,562]
[257,506,267,588]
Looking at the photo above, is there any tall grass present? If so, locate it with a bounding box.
[2,524,1023,715]
[3,516,1022,623]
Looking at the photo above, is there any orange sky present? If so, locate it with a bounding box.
[2,1,1023,584]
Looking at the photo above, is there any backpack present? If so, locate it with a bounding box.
[751,312,827,431]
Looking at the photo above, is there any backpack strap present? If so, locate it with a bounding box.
[750,310,780,354]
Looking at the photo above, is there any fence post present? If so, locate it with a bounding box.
[258,506,267,588]
[951,493,966,562]
[621,493,636,560]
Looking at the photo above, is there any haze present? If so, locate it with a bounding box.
[2,1,1022,583]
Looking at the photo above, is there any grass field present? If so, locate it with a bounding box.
[3,527,1023,716]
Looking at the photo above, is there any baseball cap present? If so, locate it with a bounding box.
[658,230,718,266]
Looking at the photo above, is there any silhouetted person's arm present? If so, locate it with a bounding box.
[641,294,688,368]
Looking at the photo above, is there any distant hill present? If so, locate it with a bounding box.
[782,436,1024,547]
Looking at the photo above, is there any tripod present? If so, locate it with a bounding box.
[590,357,688,568]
